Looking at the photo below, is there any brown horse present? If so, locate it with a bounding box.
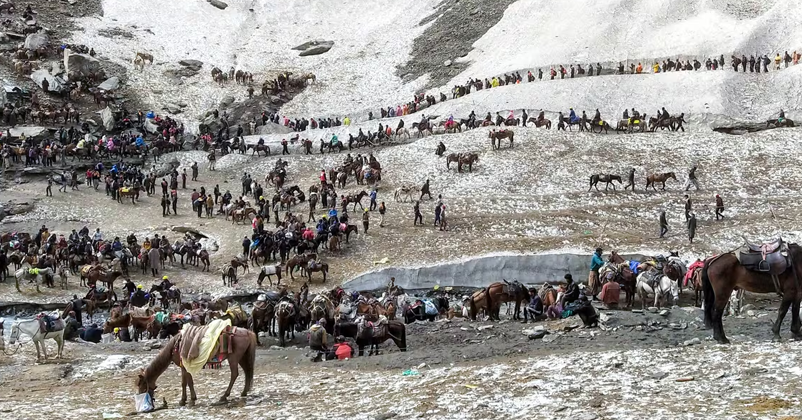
[306,261,328,282]
[286,253,316,279]
[135,328,256,407]
[230,258,249,274]
[702,244,802,343]
[607,251,638,307]
[250,300,275,344]
[469,282,525,320]
[489,129,514,149]
[344,191,368,211]
[646,172,677,191]
[527,118,552,129]
[103,313,154,341]
[688,265,704,307]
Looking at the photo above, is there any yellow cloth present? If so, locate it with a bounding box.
[180,319,231,377]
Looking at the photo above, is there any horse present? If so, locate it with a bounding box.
[250,299,276,344]
[702,244,802,343]
[306,261,328,282]
[285,253,316,279]
[343,225,358,243]
[9,317,65,361]
[335,320,407,356]
[606,251,638,307]
[635,271,678,310]
[589,174,622,191]
[221,264,237,286]
[394,185,420,203]
[489,129,513,150]
[766,118,795,128]
[591,120,612,134]
[310,295,335,332]
[198,249,211,272]
[135,328,256,407]
[247,144,271,156]
[663,253,687,293]
[344,191,368,211]
[230,257,249,274]
[257,264,282,287]
[687,265,704,307]
[646,172,677,191]
[14,267,54,293]
[527,118,552,129]
[469,281,525,320]
[275,301,296,347]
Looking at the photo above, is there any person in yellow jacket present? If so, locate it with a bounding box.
[653,63,660,73]
[491,77,499,88]
[143,237,151,251]
[774,53,781,70]
[343,116,351,126]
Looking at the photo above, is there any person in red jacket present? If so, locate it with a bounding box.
[333,336,354,360]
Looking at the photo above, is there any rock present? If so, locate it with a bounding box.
[64,50,101,80]
[477,325,493,331]
[568,414,598,420]
[30,69,67,92]
[683,337,701,346]
[143,118,159,134]
[163,103,183,114]
[528,330,548,340]
[7,126,47,139]
[647,307,659,313]
[295,40,335,57]
[443,59,452,67]
[59,364,73,378]
[522,326,545,336]
[171,226,210,239]
[470,7,480,15]
[207,0,228,9]
[746,310,755,317]
[219,95,235,108]
[179,59,203,71]
[744,367,767,376]
[24,33,49,50]
[256,122,293,135]
[375,413,396,420]
[659,309,670,317]
[631,309,643,313]
[588,397,602,408]
[100,106,115,131]
[675,377,694,382]
[97,77,120,91]
[0,205,5,222]
[650,371,668,380]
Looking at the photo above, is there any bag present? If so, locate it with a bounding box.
[134,392,154,413]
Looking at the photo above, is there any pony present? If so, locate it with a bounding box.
[257,264,282,287]
[635,272,678,309]
[646,172,677,191]
[135,329,256,407]
[527,118,552,129]
[702,245,802,343]
[588,174,622,191]
[335,320,407,356]
[9,317,65,361]
[221,264,237,286]
[275,301,296,347]
[489,129,514,149]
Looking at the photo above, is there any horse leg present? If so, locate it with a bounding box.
[711,285,733,344]
[791,299,802,339]
[56,334,64,359]
[772,296,794,341]
[180,369,189,406]
[217,359,239,402]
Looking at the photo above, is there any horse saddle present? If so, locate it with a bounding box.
[225,306,247,324]
[738,237,788,275]
[36,313,64,333]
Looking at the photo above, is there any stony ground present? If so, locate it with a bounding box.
[1,301,801,419]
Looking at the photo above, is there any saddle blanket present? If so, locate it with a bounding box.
[179,319,232,377]
[120,187,131,193]
[225,306,248,324]
[424,300,438,316]
[36,313,64,333]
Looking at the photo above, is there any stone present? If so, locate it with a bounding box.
[568,414,598,420]
[683,337,701,346]
[208,0,228,9]
[100,106,115,131]
[659,309,670,317]
[143,118,159,134]
[647,307,659,313]
[528,330,548,340]
[24,33,49,50]
[746,310,755,317]
[375,413,397,420]
[522,326,545,336]
[443,59,452,67]
[30,69,66,92]
[219,95,235,108]
[171,226,210,239]
[163,104,183,114]
[97,76,120,91]
[470,7,480,15]
[477,325,493,331]
[256,122,293,135]
[293,39,332,51]
[631,309,643,313]
[179,59,203,71]
[299,44,334,57]
[650,371,668,380]
[64,50,101,80]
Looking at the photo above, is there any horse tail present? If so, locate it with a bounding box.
[399,322,407,351]
[485,287,494,321]
[701,258,714,328]
[468,291,478,321]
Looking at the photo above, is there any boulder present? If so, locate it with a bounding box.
[143,118,159,134]
[100,106,114,131]
[443,59,452,67]
[24,33,48,50]
[162,104,183,114]
[219,95,235,108]
[178,59,203,71]
[8,126,47,138]
[171,226,210,239]
[207,0,228,9]
[30,69,67,92]
[295,40,334,57]
[97,76,120,91]
[256,122,293,135]
[64,50,101,80]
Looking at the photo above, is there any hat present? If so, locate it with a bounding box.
[137,284,143,289]
[433,285,440,291]
[564,274,573,281]
[113,327,120,333]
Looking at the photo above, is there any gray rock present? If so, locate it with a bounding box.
[647,307,659,313]
[470,7,480,15]
[143,118,159,134]
[256,122,292,135]
[65,51,101,80]
[30,69,67,92]
[8,126,47,139]
[24,33,49,50]
[375,413,397,420]
[100,106,115,131]
[568,414,598,420]
[659,309,670,317]
[219,95,235,108]
[683,337,701,346]
[746,310,755,317]
[207,0,228,9]
[296,40,335,57]
[97,76,120,91]
[443,59,452,67]
[178,59,203,71]
[171,226,210,239]
[528,330,548,340]
[162,104,183,114]
[650,371,668,380]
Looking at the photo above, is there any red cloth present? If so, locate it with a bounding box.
[684,260,705,286]
[335,343,352,360]
[600,281,620,306]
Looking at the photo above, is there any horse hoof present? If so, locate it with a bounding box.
[211,398,227,406]
[179,400,186,407]
[772,335,782,343]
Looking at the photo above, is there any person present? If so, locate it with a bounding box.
[148,246,160,277]
[181,169,187,189]
[413,201,423,226]
[624,167,635,191]
[92,228,103,248]
[309,319,329,362]
[688,212,697,244]
[46,174,53,196]
[191,161,198,181]
[560,274,579,306]
[600,279,620,309]
[659,210,669,238]
[369,189,377,211]
[569,108,579,123]
[362,209,370,234]
[715,194,725,220]
[684,194,692,221]
[439,205,447,231]
[242,236,251,257]
[80,323,103,343]
[778,109,786,123]
[333,336,354,360]
[378,201,386,227]
[588,248,604,299]
[161,194,170,216]
[522,289,543,323]
[114,326,132,342]
[685,165,699,191]
[572,295,599,327]
[70,295,84,327]
[64,311,80,340]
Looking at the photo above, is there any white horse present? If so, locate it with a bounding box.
[9,317,65,361]
[14,267,53,293]
[393,185,419,203]
[636,272,679,309]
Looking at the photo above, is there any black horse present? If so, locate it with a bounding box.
[589,174,623,191]
[335,320,407,356]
